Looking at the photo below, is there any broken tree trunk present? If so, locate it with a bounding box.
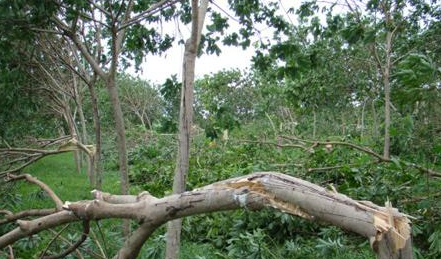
[0,172,412,259]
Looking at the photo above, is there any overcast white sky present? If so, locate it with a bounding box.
[127,0,299,84]
[128,0,352,84]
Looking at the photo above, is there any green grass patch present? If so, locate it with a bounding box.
[8,153,121,212]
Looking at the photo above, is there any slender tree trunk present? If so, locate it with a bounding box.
[106,77,129,193]
[144,113,152,130]
[106,75,130,235]
[383,30,392,159]
[312,108,317,138]
[135,111,147,129]
[72,106,84,170]
[165,1,209,258]
[63,101,81,174]
[341,112,346,136]
[75,80,94,186]
[87,82,101,189]
[361,100,366,138]
[372,99,378,139]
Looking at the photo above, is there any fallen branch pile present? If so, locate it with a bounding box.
[238,135,441,178]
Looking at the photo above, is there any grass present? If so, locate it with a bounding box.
[9,153,121,212]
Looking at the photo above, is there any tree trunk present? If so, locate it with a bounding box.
[372,99,378,139]
[106,75,130,235]
[63,101,81,175]
[74,80,94,186]
[87,81,102,189]
[134,111,147,129]
[361,99,366,138]
[312,108,317,138]
[165,1,209,258]
[383,29,392,159]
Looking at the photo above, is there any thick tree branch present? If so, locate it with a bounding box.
[0,172,412,259]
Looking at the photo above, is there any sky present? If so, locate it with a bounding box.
[128,0,301,84]
[128,0,354,84]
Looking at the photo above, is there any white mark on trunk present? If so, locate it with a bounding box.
[62,201,72,209]
[233,193,248,207]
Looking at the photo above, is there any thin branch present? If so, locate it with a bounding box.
[30,28,64,35]
[39,224,71,259]
[89,228,108,259]
[279,135,386,160]
[0,209,56,225]
[0,138,94,176]
[49,230,99,259]
[118,0,180,31]
[279,135,441,178]
[86,0,112,18]
[8,245,14,259]
[42,221,90,259]
[6,174,63,210]
[52,17,107,80]
[235,139,308,150]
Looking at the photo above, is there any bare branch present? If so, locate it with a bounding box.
[0,209,56,225]
[0,138,95,177]
[278,135,441,178]
[279,135,386,160]
[235,139,308,150]
[39,224,71,259]
[50,16,108,80]
[119,0,180,31]
[6,174,63,210]
[41,221,90,259]
[86,0,112,18]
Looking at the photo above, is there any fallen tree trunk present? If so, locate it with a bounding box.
[0,172,412,259]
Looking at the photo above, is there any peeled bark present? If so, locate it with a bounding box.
[165,0,209,258]
[0,172,413,259]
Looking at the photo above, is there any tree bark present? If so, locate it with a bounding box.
[106,77,129,195]
[106,75,130,235]
[383,29,392,159]
[165,0,209,258]
[361,99,366,138]
[74,78,94,186]
[313,108,317,138]
[372,99,378,138]
[87,81,102,189]
[63,99,82,175]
